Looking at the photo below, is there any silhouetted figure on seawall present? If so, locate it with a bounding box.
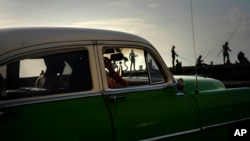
[175,60,182,75]
[222,42,232,64]
[171,45,178,68]
[196,55,208,76]
[196,55,206,67]
[238,51,249,64]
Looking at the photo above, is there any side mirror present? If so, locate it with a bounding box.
[176,78,184,95]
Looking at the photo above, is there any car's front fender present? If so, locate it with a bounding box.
[174,75,225,93]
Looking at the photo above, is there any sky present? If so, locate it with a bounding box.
[1,0,250,67]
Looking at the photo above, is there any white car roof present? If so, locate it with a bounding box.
[0,27,152,57]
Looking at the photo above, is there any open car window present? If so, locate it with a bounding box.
[0,49,92,100]
[103,47,166,89]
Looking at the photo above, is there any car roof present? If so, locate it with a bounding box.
[0,27,152,57]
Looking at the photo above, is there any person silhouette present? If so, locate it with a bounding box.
[238,51,249,63]
[175,60,182,75]
[129,49,137,71]
[36,56,65,90]
[171,45,178,68]
[222,42,231,64]
[196,55,208,75]
[196,55,206,66]
[104,57,128,88]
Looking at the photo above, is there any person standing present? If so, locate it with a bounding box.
[171,45,178,68]
[222,42,232,64]
[129,49,137,71]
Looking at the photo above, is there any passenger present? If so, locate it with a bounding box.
[35,70,45,88]
[69,53,92,91]
[36,56,65,90]
[104,57,128,88]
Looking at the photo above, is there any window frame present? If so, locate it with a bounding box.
[146,51,167,85]
[0,43,101,106]
[97,43,175,93]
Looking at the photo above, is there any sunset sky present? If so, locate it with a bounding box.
[1,0,250,66]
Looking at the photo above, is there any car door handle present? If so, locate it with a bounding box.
[0,109,21,117]
[107,95,126,102]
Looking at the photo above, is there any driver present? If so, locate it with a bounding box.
[104,57,128,88]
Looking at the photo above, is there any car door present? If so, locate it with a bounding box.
[98,44,201,141]
[0,44,113,141]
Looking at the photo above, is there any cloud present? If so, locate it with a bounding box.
[0,13,13,27]
[226,8,250,34]
[227,8,243,22]
[65,18,158,35]
[147,3,158,8]
[106,1,132,9]
[0,20,14,27]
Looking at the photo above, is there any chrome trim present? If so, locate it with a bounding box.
[139,128,201,141]
[202,117,250,130]
[0,92,102,108]
[0,41,93,65]
[103,82,175,95]
[96,41,152,48]
[139,117,250,141]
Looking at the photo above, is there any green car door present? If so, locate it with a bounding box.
[0,95,112,141]
[104,88,201,141]
[100,46,201,140]
[0,46,113,141]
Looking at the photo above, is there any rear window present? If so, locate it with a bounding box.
[0,49,92,100]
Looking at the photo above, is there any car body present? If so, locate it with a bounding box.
[0,27,249,141]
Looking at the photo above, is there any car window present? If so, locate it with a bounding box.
[147,53,166,84]
[103,47,166,89]
[0,49,92,100]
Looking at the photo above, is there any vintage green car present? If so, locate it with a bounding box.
[0,28,249,141]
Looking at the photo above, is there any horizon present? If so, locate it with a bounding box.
[1,0,250,67]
